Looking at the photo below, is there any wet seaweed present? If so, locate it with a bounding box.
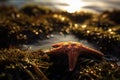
[0,48,50,80]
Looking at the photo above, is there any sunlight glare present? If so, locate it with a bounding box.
[34,0,88,13]
[63,0,87,13]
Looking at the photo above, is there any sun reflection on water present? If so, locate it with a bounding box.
[59,0,89,13]
[34,0,88,13]
[61,0,88,13]
[1,0,120,13]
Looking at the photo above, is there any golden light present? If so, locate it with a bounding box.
[62,0,87,13]
[108,28,115,34]
[87,30,90,33]
[108,28,112,32]
[81,25,87,28]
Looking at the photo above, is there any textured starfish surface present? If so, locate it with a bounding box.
[48,41,104,71]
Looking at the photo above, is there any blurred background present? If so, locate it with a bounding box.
[0,0,120,13]
[1,0,120,50]
[0,0,120,52]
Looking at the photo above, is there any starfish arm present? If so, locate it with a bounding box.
[68,50,79,71]
[80,45,104,57]
[52,42,63,48]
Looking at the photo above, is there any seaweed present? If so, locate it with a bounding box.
[0,48,50,80]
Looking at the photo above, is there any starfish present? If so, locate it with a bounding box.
[47,41,104,71]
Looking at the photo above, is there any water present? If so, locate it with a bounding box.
[21,33,97,51]
[1,0,120,13]
[22,33,80,51]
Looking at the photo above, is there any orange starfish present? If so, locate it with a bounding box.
[47,41,104,71]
